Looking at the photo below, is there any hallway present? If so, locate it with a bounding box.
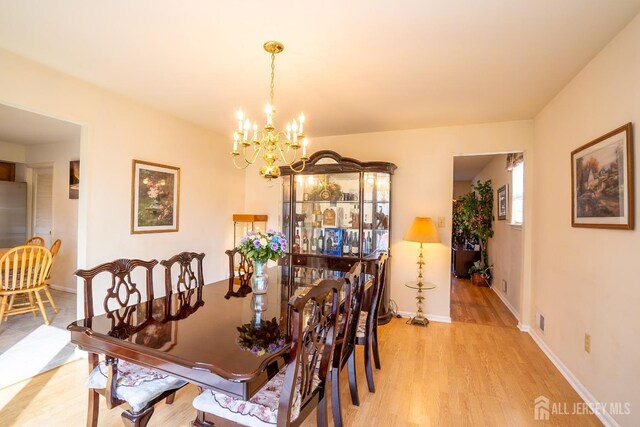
[450,276,518,328]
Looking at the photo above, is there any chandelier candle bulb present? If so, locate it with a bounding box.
[237,110,243,131]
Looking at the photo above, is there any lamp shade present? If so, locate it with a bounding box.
[404,217,441,243]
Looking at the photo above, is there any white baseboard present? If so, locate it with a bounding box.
[50,284,77,294]
[396,311,452,324]
[517,323,530,332]
[490,285,520,321]
[527,329,620,427]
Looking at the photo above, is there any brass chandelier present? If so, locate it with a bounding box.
[231,41,309,180]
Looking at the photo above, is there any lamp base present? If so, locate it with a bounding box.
[407,315,430,327]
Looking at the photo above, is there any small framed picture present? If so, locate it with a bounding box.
[497,185,507,220]
[131,160,180,234]
[571,123,634,229]
[69,160,80,199]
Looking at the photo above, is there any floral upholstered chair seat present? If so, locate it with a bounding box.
[85,360,187,412]
[192,367,320,427]
[356,311,369,338]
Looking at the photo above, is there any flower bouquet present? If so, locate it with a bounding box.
[237,229,287,264]
[236,317,286,356]
[237,230,287,294]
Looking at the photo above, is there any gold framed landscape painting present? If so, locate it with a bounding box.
[131,160,180,234]
[571,123,634,229]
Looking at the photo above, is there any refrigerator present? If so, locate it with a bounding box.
[0,181,27,247]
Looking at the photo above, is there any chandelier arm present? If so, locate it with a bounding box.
[276,142,300,167]
[232,156,252,170]
[233,144,263,170]
[289,159,307,173]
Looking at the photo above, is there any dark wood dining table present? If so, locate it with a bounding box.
[68,263,366,401]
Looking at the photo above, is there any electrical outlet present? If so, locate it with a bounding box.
[502,279,507,293]
[539,313,545,332]
[585,334,591,353]
[437,217,445,228]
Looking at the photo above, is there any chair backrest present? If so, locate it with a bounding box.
[160,251,205,295]
[277,278,341,425]
[26,236,45,246]
[225,247,253,298]
[336,262,364,368]
[45,239,62,281]
[74,258,158,321]
[367,252,389,328]
[0,245,52,292]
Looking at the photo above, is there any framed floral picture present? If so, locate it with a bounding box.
[69,160,80,199]
[571,123,634,229]
[131,160,180,234]
[497,185,507,220]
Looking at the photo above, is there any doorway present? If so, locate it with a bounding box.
[31,166,53,247]
[0,103,82,388]
[450,153,524,328]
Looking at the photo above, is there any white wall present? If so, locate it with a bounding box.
[532,13,640,425]
[0,49,245,316]
[0,140,26,163]
[24,140,80,292]
[245,121,534,320]
[473,154,523,318]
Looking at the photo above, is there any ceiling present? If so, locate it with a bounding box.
[453,154,500,181]
[0,104,81,146]
[0,1,639,139]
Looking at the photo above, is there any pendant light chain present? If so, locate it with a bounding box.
[270,52,276,107]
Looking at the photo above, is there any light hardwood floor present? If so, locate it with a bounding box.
[450,276,518,328]
[0,317,600,426]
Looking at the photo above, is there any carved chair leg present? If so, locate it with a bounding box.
[347,351,360,406]
[43,286,58,313]
[87,389,100,427]
[166,392,176,404]
[331,367,343,427]
[372,325,381,370]
[121,406,154,427]
[364,335,375,393]
[28,292,37,317]
[316,392,329,427]
[193,410,215,427]
[33,290,50,325]
[0,296,7,324]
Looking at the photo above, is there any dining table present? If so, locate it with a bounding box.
[68,263,370,401]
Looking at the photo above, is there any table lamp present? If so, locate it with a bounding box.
[404,217,441,285]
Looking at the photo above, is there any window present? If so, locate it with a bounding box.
[511,162,524,224]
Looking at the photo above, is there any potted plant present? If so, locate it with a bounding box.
[458,180,494,285]
[468,261,492,287]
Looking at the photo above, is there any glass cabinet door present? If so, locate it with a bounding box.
[282,177,291,246]
[363,172,391,255]
[292,172,360,258]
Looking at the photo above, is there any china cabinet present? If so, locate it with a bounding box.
[280,150,397,323]
[232,214,268,246]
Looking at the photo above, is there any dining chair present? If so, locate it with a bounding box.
[354,252,389,394]
[25,236,45,246]
[75,258,187,427]
[40,238,62,313]
[0,245,52,325]
[192,278,342,427]
[224,247,253,299]
[160,251,205,318]
[331,262,365,427]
